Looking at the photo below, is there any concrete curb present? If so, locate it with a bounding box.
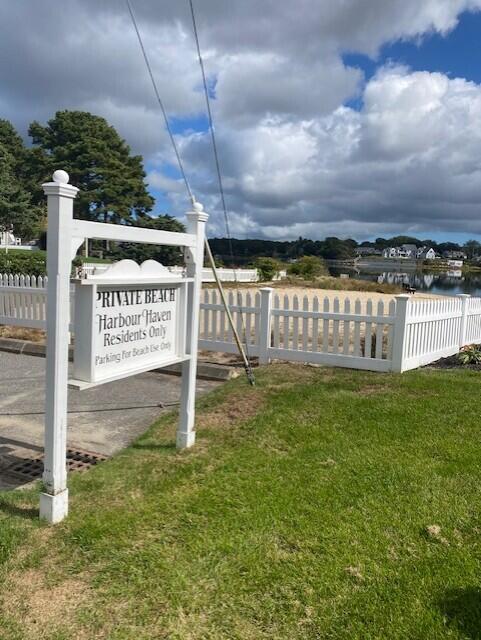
[0,338,238,382]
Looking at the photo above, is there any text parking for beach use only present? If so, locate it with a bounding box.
[40,170,208,524]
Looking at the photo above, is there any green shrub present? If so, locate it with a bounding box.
[458,345,481,365]
[254,257,281,281]
[0,249,47,276]
[287,256,328,280]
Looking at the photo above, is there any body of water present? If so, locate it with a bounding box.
[331,266,481,297]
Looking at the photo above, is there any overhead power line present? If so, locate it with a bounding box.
[125,0,256,386]
[188,0,256,385]
[125,0,194,203]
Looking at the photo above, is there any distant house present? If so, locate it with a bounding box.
[356,247,382,256]
[382,244,436,260]
[447,259,463,268]
[0,230,21,247]
[400,244,418,257]
[383,244,417,258]
[443,250,467,260]
[417,247,436,260]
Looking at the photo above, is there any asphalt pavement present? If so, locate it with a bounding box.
[0,351,220,489]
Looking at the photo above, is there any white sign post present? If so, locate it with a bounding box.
[40,171,208,523]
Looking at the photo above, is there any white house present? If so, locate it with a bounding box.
[383,244,436,260]
[447,259,463,268]
[0,230,21,247]
[417,247,436,260]
[383,244,417,258]
[444,250,467,260]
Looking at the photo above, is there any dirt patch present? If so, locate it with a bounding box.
[195,363,317,433]
[0,527,92,639]
[1,568,92,639]
[196,390,264,433]
[357,384,387,396]
[0,326,45,342]
[428,353,481,371]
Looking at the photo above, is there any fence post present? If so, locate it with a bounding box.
[258,287,273,364]
[40,170,79,524]
[391,294,411,373]
[457,294,471,348]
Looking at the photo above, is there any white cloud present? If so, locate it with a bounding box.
[180,66,481,238]
[1,1,481,238]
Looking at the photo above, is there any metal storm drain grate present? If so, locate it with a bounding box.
[4,448,107,481]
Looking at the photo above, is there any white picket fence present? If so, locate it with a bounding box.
[2,274,481,373]
[198,289,481,372]
[0,273,48,329]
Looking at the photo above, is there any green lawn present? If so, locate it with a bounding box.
[1,365,481,639]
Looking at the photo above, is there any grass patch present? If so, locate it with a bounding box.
[1,365,481,638]
[206,277,402,295]
[280,275,403,294]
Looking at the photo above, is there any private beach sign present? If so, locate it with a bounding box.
[71,261,189,388]
[41,170,208,524]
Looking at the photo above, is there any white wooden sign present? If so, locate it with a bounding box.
[40,170,208,524]
[70,261,189,388]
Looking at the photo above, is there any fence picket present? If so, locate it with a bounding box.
[375,301,384,359]
[203,289,209,339]
[312,296,319,352]
[273,294,280,347]
[332,298,340,354]
[211,289,218,341]
[353,299,361,357]
[322,297,329,352]
[387,300,395,358]
[236,291,243,344]
[365,299,373,358]
[283,295,290,349]
[245,292,252,346]
[343,298,351,355]
[302,296,309,351]
[227,291,234,342]
[292,296,299,351]
[254,292,261,347]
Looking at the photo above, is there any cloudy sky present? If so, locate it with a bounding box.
[2,1,481,242]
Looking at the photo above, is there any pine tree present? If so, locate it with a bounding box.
[0,119,27,172]
[0,143,41,240]
[28,111,155,224]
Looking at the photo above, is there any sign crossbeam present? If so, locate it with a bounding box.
[72,219,197,247]
[40,170,208,524]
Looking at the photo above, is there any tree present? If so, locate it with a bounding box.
[28,111,154,224]
[318,237,355,260]
[0,143,43,240]
[463,240,481,260]
[287,256,328,280]
[254,257,281,281]
[0,120,27,172]
[106,214,185,265]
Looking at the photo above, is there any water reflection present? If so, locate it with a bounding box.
[332,267,481,297]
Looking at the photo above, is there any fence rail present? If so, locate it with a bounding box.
[2,273,481,373]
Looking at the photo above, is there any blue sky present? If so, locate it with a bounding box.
[346,11,481,86]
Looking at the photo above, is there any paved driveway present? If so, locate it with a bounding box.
[0,351,220,488]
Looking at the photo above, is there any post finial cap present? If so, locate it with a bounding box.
[52,170,69,184]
